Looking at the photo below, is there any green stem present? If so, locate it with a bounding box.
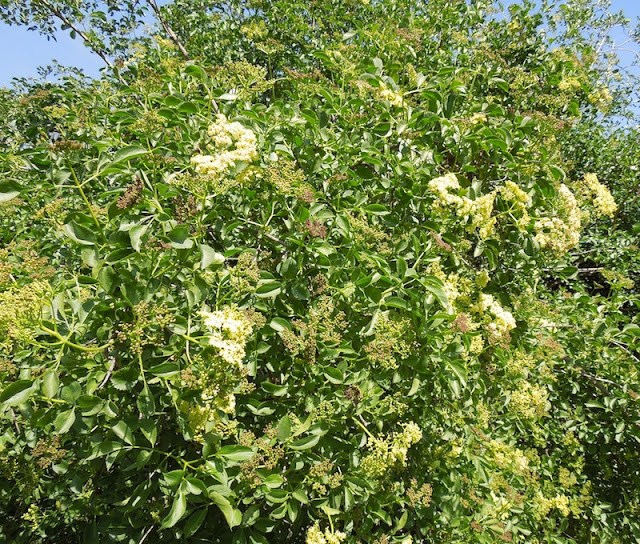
[68,162,100,228]
[354,416,375,439]
[39,325,113,353]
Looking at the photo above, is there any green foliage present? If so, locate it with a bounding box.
[0,1,639,543]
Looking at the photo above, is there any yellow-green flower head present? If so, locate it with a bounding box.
[378,85,404,107]
[578,173,617,218]
[305,522,346,544]
[534,184,582,255]
[428,173,469,213]
[0,280,50,350]
[361,422,422,479]
[509,381,548,420]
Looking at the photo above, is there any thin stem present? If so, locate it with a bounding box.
[68,163,100,228]
[354,416,375,439]
[39,325,113,353]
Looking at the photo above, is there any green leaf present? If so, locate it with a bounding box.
[210,492,242,528]
[292,489,309,504]
[129,224,149,252]
[63,221,96,246]
[217,445,256,461]
[184,64,208,82]
[0,380,37,406]
[112,421,135,445]
[363,204,389,215]
[423,276,449,309]
[112,145,148,165]
[164,470,185,487]
[256,281,282,298]
[261,382,288,396]
[383,296,409,310]
[54,408,76,434]
[111,367,140,390]
[324,367,343,384]
[289,435,320,451]
[168,225,194,249]
[137,384,155,417]
[277,415,292,442]
[184,508,208,537]
[200,244,225,269]
[447,361,467,387]
[149,362,181,377]
[0,180,21,203]
[162,492,187,529]
[269,317,291,332]
[42,371,59,398]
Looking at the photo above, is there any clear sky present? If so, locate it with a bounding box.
[0,0,638,87]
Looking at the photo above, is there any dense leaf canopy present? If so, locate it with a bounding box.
[0,1,639,543]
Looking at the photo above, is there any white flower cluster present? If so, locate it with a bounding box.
[306,522,346,544]
[378,85,404,107]
[575,173,617,219]
[477,294,516,339]
[534,184,582,255]
[201,306,254,368]
[427,173,497,238]
[190,114,258,187]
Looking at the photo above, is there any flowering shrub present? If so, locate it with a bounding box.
[0,1,639,543]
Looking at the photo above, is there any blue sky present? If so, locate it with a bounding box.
[0,0,638,87]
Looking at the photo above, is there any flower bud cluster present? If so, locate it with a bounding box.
[361,422,422,479]
[573,173,617,219]
[509,381,548,420]
[0,280,49,353]
[534,184,581,255]
[305,521,346,544]
[364,312,412,370]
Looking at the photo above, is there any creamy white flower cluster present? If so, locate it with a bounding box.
[575,173,617,219]
[427,173,496,238]
[378,85,404,107]
[428,173,472,214]
[509,381,548,420]
[201,306,254,368]
[305,522,346,544]
[476,294,516,340]
[189,114,258,189]
[534,184,582,255]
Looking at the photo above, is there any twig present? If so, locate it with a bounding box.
[565,368,640,430]
[577,267,605,274]
[139,524,155,544]
[32,0,146,107]
[97,350,117,390]
[9,408,21,434]
[145,0,191,59]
